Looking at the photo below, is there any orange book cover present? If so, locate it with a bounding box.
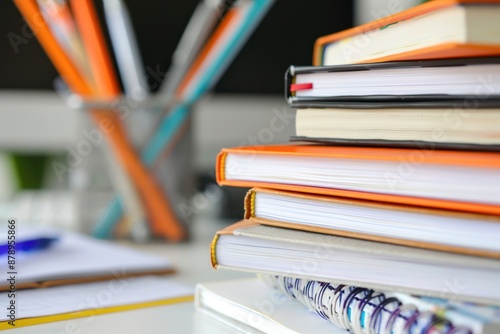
[216,144,500,215]
[313,0,500,66]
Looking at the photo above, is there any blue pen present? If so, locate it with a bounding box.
[0,237,59,256]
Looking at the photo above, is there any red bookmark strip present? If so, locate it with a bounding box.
[290,83,313,92]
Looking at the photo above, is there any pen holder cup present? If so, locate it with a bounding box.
[66,104,195,239]
[153,113,195,229]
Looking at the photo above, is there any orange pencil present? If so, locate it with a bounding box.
[14,0,186,241]
[70,0,120,96]
[176,8,238,99]
[70,0,143,239]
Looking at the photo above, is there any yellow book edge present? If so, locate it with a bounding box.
[0,295,194,330]
[210,234,220,268]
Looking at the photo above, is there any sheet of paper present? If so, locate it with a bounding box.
[0,226,173,286]
[0,276,193,322]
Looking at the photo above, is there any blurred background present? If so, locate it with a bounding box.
[0,0,418,234]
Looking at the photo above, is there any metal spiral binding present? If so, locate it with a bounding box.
[263,275,474,334]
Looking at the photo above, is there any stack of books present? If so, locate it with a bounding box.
[197,1,500,333]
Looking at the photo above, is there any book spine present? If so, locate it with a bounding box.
[263,275,479,334]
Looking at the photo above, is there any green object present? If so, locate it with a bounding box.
[10,154,48,189]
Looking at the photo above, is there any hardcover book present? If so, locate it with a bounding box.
[210,220,500,305]
[216,144,500,215]
[244,188,500,258]
[313,0,500,66]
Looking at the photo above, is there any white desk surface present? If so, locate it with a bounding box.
[9,216,252,334]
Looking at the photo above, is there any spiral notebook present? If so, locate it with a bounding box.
[196,277,349,334]
[263,275,500,334]
[197,276,500,334]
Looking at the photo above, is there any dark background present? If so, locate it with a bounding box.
[0,0,353,94]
